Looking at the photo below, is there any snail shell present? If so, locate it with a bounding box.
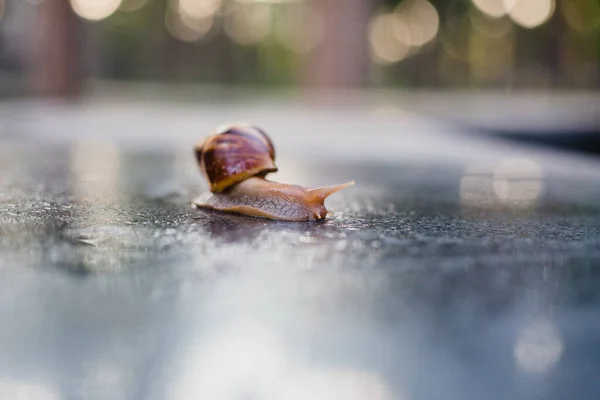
[195,124,277,193]
[193,124,354,221]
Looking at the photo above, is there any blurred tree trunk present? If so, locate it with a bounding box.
[304,0,373,88]
[27,0,83,97]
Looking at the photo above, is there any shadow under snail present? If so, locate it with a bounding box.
[193,124,354,221]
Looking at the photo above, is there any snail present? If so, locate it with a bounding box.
[192,124,354,221]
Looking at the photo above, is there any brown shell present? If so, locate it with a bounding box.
[195,124,278,193]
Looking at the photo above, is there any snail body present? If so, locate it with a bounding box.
[198,176,354,221]
[193,125,354,221]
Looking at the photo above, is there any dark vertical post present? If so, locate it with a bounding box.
[305,0,373,88]
[27,0,83,97]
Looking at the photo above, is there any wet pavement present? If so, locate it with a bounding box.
[1,98,600,400]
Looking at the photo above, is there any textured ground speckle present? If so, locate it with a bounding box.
[1,102,600,400]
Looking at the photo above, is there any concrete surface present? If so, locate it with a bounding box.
[1,97,600,400]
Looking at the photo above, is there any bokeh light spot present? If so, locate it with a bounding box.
[504,0,555,29]
[396,0,440,47]
[70,0,122,21]
[493,158,543,207]
[515,318,564,374]
[71,138,120,202]
[166,6,214,42]
[390,15,412,46]
[369,14,410,65]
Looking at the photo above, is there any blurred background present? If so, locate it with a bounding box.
[0,0,598,98]
[2,3,600,400]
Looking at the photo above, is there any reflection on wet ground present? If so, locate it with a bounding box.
[1,107,600,400]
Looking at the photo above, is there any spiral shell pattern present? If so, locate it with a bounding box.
[195,125,278,193]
